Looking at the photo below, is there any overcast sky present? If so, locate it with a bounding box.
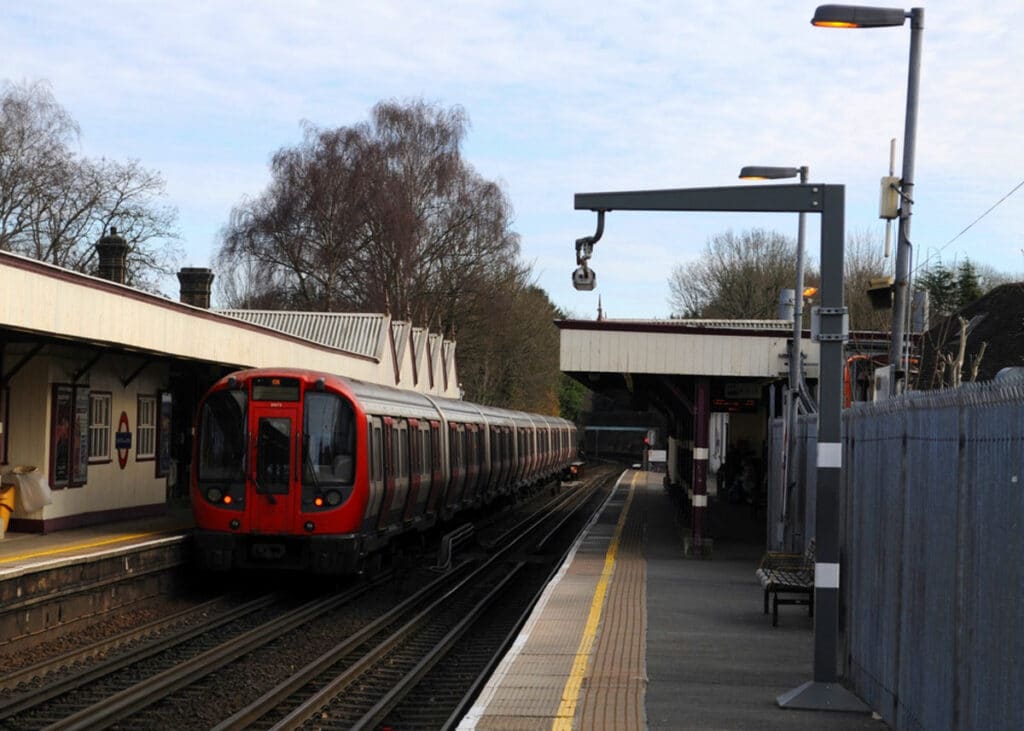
[4,1,1022,320]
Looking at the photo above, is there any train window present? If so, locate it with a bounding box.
[302,392,355,486]
[391,420,409,480]
[430,422,440,472]
[256,417,291,494]
[420,428,432,479]
[400,423,409,478]
[251,377,301,402]
[197,389,247,482]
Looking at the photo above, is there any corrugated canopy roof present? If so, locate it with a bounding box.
[217,310,388,359]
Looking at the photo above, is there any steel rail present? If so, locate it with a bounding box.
[0,594,278,721]
[39,579,381,731]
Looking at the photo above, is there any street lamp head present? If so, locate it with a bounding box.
[739,166,802,181]
[812,4,908,28]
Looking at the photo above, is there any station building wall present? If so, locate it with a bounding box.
[3,352,171,532]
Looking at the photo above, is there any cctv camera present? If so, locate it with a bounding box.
[572,266,596,291]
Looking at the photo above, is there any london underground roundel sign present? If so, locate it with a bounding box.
[115,411,131,469]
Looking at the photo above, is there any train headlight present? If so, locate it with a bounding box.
[314,496,324,507]
[326,490,342,506]
[304,521,315,532]
[207,488,223,503]
[230,519,240,529]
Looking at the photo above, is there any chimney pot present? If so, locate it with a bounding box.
[177,267,215,308]
[96,226,129,284]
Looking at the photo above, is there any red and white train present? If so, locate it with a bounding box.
[191,368,578,573]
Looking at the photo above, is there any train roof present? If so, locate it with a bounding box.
[215,367,574,430]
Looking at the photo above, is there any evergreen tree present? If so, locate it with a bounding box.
[917,263,958,323]
[955,259,982,308]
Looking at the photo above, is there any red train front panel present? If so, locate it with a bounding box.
[191,370,370,572]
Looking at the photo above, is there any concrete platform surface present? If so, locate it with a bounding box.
[461,470,887,730]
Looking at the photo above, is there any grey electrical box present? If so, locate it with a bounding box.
[879,175,900,219]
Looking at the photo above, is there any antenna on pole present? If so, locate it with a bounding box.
[879,138,898,258]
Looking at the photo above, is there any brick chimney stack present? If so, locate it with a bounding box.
[96,226,128,284]
[177,267,215,308]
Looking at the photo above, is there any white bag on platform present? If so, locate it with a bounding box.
[9,466,52,513]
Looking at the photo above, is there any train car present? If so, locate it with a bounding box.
[191,367,577,573]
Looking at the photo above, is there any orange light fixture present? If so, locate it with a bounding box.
[803,286,819,298]
[811,5,908,29]
[314,496,324,507]
[223,495,233,504]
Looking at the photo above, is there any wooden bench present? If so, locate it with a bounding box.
[755,539,815,626]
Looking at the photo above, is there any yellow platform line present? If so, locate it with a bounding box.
[552,472,637,731]
[0,532,163,564]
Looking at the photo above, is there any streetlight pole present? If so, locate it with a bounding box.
[812,4,925,394]
[739,165,809,549]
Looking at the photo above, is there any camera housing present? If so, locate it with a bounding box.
[572,266,596,291]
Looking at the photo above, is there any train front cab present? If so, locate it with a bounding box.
[193,373,365,573]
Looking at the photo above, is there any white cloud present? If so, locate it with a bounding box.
[4,0,1024,317]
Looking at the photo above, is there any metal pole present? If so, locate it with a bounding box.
[691,377,710,555]
[778,184,866,713]
[888,8,924,393]
[783,166,809,548]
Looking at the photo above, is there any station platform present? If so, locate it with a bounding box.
[459,470,887,731]
[0,505,195,645]
[0,503,194,578]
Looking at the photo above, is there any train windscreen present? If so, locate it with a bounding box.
[197,389,247,482]
[302,392,356,486]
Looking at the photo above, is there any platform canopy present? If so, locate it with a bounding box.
[560,318,819,378]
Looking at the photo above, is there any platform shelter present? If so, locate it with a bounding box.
[558,316,821,550]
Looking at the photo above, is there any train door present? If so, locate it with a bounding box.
[489,427,502,497]
[249,402,300,534]
[464,424,480,505]
[380,418,410,529]
[448,423,466,512]
[406,422,432,522]
[403,419,424,523]
[426,421,444,516]
[363,416,384,533]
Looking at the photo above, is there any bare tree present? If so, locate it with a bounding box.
[219,101,519,323]
[667,228,812,319]
[0,80,78,252]
[668,226,893,331]
[844,227,891,332]
[217,99,555,411]
[0,81,181,289]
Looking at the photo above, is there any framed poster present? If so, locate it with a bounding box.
[156,391,172,478]
[73,386,89,485]
[51,384,73,488]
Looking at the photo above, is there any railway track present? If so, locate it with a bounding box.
[216,470,613,730]
[0,466,616,730]
[0,583,382,730]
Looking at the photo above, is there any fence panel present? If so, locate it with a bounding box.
[843,382,1024,730]
[958,391,1024,730]
[844,402,905,718]
[895,397,959,731]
